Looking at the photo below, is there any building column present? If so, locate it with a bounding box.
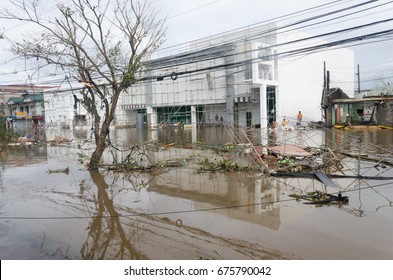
[147,106,158,130]
[191,105,197,143]
[274,85,280,121]
[191,106,197,127]
[260,84,268,153]
[255,179,262,214]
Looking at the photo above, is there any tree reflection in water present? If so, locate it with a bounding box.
[81,170,147,259]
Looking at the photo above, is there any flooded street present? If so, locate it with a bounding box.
[1,126,393,259]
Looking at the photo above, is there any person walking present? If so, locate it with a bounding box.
[297,111,303,126]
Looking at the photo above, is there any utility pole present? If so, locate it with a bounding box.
[324,61,327,97]
[327,70,330,97]
[323,62,327,126]
[356,64,361,96]
[322,61,332,128]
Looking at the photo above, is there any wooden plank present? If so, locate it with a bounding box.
[314,170,339,188]
[269,144,313,157]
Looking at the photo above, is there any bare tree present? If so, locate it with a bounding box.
[0,0,166,169]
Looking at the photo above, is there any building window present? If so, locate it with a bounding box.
[258,64,272,80]
[245,61,253,80]
[258,46,271,60]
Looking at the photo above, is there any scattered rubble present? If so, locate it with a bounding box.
[289,191,349,205]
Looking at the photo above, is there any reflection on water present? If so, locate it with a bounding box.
[1,127,393,259]
[81,171,147,259]
[79,169,296,259]
[324,128,393,155]
[47,125,284,147]
[0,146,48,167]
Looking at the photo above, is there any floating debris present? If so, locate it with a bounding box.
[199,157,252,172]
[48,167,70,175]
[49,135,71,144]
[289,191,348,205]
[269,144,313,157]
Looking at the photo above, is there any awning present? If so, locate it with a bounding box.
[32,115,45,120]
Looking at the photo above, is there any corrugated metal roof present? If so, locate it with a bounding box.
[6,93,44,104]
[331,96,393,104]
[7,97,24,104]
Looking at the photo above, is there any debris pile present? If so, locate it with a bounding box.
[289,191,349,205]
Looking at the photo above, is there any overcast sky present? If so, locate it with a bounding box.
[1,0,393,89]
[156,0,393,89]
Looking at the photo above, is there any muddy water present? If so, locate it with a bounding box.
[1,127,393,259]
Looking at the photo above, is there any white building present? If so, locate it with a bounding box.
[44,86,91,140]
[117,22,354,129]
[44,87,89,128]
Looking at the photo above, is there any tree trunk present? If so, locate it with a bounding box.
[89,121,110,170]
[88,86,122,170]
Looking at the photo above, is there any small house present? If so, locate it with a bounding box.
[323,86,393,128]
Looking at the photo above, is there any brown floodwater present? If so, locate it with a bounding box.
[1,126,393,259]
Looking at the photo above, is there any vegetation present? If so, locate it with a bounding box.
[0,121,16,144]
[200,157,253,172]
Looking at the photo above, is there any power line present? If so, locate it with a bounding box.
[1,0,392,87]
[156,0,348,54]
[136,28,393,85]
[108,1,393,83]
[155,0,383,56]
[167,0,223,19]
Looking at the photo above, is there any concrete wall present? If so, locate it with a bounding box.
[377,100,393,126]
